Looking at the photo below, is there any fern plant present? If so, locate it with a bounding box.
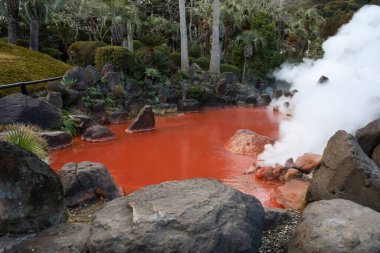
[1,124,49,162]
[61,111,79,136]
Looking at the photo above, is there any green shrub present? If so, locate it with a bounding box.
[220,64,241,77]
[61,111,79,136]
[187,85,208,103]
[189,45,202,58]
[169,52,181,67]
[133,40,144,50]
[193,56,210,70]
[41,47,63,59]
[68,41,107,67]
[95,46,131,73]
[1,124,49,162]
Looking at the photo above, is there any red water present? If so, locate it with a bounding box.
[51,107,283,207]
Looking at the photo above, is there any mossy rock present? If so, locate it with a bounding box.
[0,42,71,95]
[68,41,107,67]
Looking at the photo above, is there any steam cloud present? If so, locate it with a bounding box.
[259,5,380,165]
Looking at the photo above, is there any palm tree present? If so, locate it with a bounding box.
[179,0,189,72]
[238,30,266,83]
[24,0,62,51]
[209,0,221,75]
[3,0,20,44]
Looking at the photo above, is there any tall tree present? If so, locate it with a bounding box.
[179,0,189,72]
[209,0,221,75]
[24,0,62,51]
[4,0,20,44]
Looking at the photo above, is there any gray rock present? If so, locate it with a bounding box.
[46,92,63,109]
[63,66,90,91]
[103,71,122,90]
[189,63,201,80]
[40,131,72,150]
[81,125,116,142]
[87,179,264,253]
[178,99,200,112]
[108,110,129,124]
[306,130,380,212]
[158,87,169,103]
[221,72,237,85]
[317,75,329,85]
[127,105,155,133]
[273,89,283,99]
[215,78,228,97]
[257,93,271,106]
[125,97,146,116]
[288,199,380,253]
[0,141,66,234]
[46,81,68,95]
[86,65,101,85]
[245,95,258,105]
[70,114,98,133]
[0,223,90,253]
[90,101,107,125]
[0,94,62,129]
[263,208,295,231]
[101,63,114,76]
[62,89,82,108]
[372,143,380,167]
[355,118,380,157]
[58,162,123,207]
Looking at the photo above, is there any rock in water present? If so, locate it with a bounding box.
[0,141,66,234]
[40,131,73,150]
[294,153,322,173]
[0,94,62,129]
[306,130,380,212]
[355,118,380,157]
[288,199,380,253]
[126,105,155,133]
[87,179,264,253]
[81,125,116,142]
[58,162,123,207]
[178,99,200,112]
[225,129,275,156]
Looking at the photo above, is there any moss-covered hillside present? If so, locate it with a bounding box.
[0,42,71,95]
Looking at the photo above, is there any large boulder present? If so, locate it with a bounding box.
[288,199,380,253]
[63,66,90,91]
[0,141,66,234]
[81,125,116,142]
[46,81,68,95]
[58,162,123,207]
[85,65,101,85]
[225,129,275,156]
[108,110,129,124]
[62,89,82,108]
[0,94,62,129]
[0,223,90,253]
[178,99,200,112]
[46,92,63,109]
[215,79,228,97]
[90,101,107,125]
[126,105,155,133]
[355,118,380,157]
[306,130,380,212]
[263,208,295,231]
[372,143,380,167]
[40,131,72,150]
[87,179,264,253]
[70,114,98,133]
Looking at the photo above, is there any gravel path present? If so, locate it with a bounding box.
[259,211,301,253]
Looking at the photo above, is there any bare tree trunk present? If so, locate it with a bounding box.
[188,0,193,44]
[179,0,189,72]
[29,20,39,51]
[242,57,248,83]
[209,0,221,75]
[6,0,19,44]
[127,22,134,53]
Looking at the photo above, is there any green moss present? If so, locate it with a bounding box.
[193,56,210,70]
[68,41,107,67]
[0,42,71,95]
[220,64,241,76]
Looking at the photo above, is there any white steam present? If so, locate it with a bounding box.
[259,5,380,165]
